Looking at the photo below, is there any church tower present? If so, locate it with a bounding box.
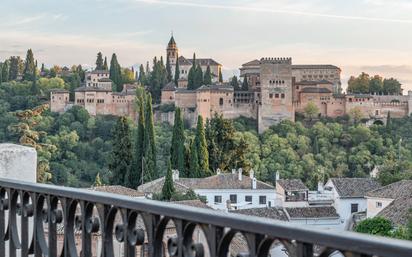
[166,35,178,66]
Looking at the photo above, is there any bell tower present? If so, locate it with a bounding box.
[166,34,178,66]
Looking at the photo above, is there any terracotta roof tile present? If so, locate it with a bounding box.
[330,178,380,198]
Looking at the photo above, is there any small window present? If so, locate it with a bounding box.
[281,93,285,99]
[214,195,222,203]
[245,196,252,202]
[219,98,224,106]
[269,93,273,99]
[275,93,279,98]
[259,196,266,205]
[351,203,358,213]
[376,202,382,208]
[230,194,237,204]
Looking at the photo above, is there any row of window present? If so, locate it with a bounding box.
[269,80,285,85]
[269,93,285,99]
[302,75,334,79]
[214,195,267,204]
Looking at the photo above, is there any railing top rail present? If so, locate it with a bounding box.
[1,178,412,257]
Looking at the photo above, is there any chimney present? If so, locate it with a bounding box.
[238,168,243,181]
[231,169,236,174]
[317,181,324,193]
[252,177,257,190]
[275,171,280,181]
[249,169,254,179]
[216,168,221,175]
[172,169,179,181]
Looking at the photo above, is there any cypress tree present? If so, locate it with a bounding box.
[30,70,39,95]
[109,53,122,91]
[174,56,180,85]
[170,108,185,176]
[241,77,249,91]
[109,117,133,187]
[9,56,21,80]
[96,52,104,70]
[138,64,146,85]
[0,64,2,83]
[203,65,212,85]
[23,49,36,81]
[1,61,9,82]
[195,64,203,87]
[195,116,209,177]
[166,56,172,82]
[143,94,157,182]
[187,53,196,89]
[162,161,175,200]
[218,68,223,82]
[230,76,240,90]
[386,111,392,130]
[313,136,320,155]
[189,138,199,178]
[130,96,145,188]
[103,57,108,70]
[94,173,103,187]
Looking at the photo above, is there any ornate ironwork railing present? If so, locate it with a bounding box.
[0,178,411,257]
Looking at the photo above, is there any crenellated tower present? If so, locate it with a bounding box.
[258,57,295,133]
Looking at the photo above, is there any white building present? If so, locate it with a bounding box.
[138,168,279,210]
[365,180,412,226]
[324,178,381,228]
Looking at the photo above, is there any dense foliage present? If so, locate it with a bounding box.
[355,216,412,240]
[348,72,402,95]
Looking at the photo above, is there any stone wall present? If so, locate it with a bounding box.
[0,143,37,183]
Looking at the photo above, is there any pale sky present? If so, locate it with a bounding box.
[1,0,412,91]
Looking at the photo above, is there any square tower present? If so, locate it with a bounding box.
[258,57,294,133]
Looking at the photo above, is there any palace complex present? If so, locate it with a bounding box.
[50,36,412,133]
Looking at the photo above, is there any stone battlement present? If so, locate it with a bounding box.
[260,57,292,64]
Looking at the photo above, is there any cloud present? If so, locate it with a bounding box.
[131,0,412,23]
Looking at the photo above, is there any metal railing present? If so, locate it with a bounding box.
[0,178,411,257]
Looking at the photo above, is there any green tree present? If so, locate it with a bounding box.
[23,49,36,81]
[189,138,199,178]
[241,77,249,91]
[138,64,146,85]
[349,107,363,125]
[203,65,212,85]
[143,93,157,182]
[147,56,167,103]
[187,53,197,90]
[95,52,104,70]
[109,117,133,186]
[166,56,172,82]
[9,56,22,80]
[94,173,103,186]
[355,217,393,237]
[174,56,180,85]
[162,161,175,201]
[369,75,383,94]
[383,78,402,95]
[170,108,185,176]
[304,101,319,120]
[347,72,370,94]
[130,95,145,187]
[109,53,122,91]
[195,64,203,86]
[230,76,240,90]
[103,57,108,70]
[1,61,9,82]
[195,116,210,177]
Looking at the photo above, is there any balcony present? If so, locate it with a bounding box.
[0,178,411,257]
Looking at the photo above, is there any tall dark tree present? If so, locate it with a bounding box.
[205,113,236,171]
[95,52,104,70]
[130,96,145,187]
[109,117,133,187]
[162,161,175,200]
[143,93,157,182]
[230,76,240,90]
[9,56,22,80]
[203,65,212,85]
[174,56,180,85]
[187,53,197,89]
[189,138,199,178]
[103,57,108,70]
[170,108,185,176]
[241,76,249,91]
[218,68,223,82]
[166,56,172,82]
[1,61,9,82]
[195,116,209,177]
[195,64,203,87]
[138,64,146,85]
[147,57,167,103]
[76,65,85,82]
[109,53,122,91]
[23,49,36,81]
[30,70,39,95]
